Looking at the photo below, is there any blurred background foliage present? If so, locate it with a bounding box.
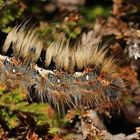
[0,0,140,139]
[0,0,112,41]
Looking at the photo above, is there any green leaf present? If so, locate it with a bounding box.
[48,127,60,135]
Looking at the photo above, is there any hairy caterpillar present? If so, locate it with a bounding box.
[0,23,129,114]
